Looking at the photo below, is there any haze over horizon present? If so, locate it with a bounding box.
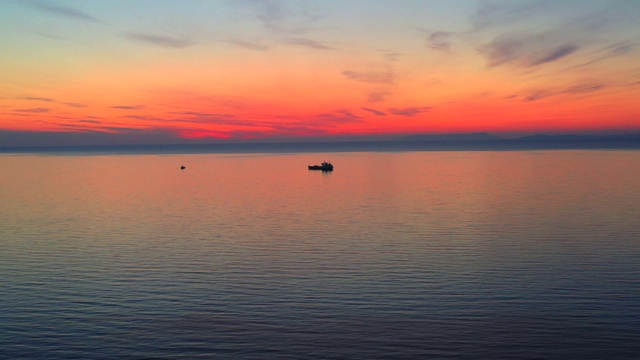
[2,0,640,147]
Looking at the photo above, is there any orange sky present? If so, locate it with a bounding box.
[1,0,639,146]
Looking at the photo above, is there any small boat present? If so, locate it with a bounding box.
[308,161,333,171]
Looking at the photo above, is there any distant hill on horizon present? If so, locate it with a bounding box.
[394,132,640,147]
[2,132,640,154]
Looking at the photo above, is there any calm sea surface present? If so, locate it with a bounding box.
[1,150,639,359]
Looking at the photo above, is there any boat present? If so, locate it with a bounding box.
[308,161,334,171]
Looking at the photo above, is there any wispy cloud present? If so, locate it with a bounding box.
[389,107,432,117]
[225,38,270,51]
[427,31,453,51]
[28,0,105,24]
[170,111,259,127]
[234,0,329,53]
[366,89,393,103]
[524,81,605,102]
[342,70,394,85]
[125,32,193,49]
[361,107,386,116]
[76,119,102,124]
[244,0,285,32]
[14,107,50,113]
[64,102,87,108]
[343,53,399,103]
[172,111,219,117]
[317,110,361,124]
[24,96,55,102]
[240,0,321,35]
[471,0,556,31]
[383,52,401,62]
[285,38,331,50]
[112,105,145,110]
[34,31,68,40]
[571,42,637,68]
[472,1,640,69]
[481,32,580,68]
[123,115,163,121]
[22,97,88,109]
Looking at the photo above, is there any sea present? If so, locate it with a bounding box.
[1,147,639,359]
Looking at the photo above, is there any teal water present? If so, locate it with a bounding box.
[1,150,639,359]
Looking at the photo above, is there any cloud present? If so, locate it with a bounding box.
[76,119,102,124]
[64,102,88,108]
[524,90,555,102]
[14,107,50,113]
[471,0,557,31]
[126,32,193,49]
[242,0,324,34]
[28,0,105,24]
[245,0,285,29]
[473,1,640,69]
[342,70,394,85]
[123,115,162,121]
[608,43,635,56]
[383,52,401,62]
[225,39,270,51]
[481,32,580,68]
[317,110,361,124]
[427,31,453,51]
[361,107,386,116]
[389,107,432,117]
[343,55,399,102]
[112,105,145,110]
[574,42,637,68]
[21,96,87,108]
[285,38,331,50]
[524,81,605,101]
[172,111,219,117]
[24,96,55,102]
[565,82,604,94]
[34,31,67,40]
[472,0,640,33]
[533,44,579,65]
[367,89,393,103]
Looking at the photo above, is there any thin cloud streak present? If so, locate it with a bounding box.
[427,31,453,51]
[64,103,88,108]
[473,0,640,70]
[225,39,270,51]
[342,70,394,85]
[112,105,145,110]
[126,32,193,49]
[361,107,386,116]
[524,82,605,102]
[285,38,331,50]
[481,32,581,68]
[14,107,50,113]
[28,0,106,24]
[24,96,55,102]
[389,107,432,117]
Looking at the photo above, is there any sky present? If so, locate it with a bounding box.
[1,0,640,146]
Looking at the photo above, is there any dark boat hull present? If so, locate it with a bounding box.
[308,165,333,171]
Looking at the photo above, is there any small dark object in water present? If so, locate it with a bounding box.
[308,161,333,171]
[181,165,186,170]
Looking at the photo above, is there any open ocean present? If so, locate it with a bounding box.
[1,149,639,359]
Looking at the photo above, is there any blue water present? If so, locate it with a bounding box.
[1,150,639,359]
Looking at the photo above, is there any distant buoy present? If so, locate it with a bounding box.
[181,165,186,170]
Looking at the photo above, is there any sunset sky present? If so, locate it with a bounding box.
[1,0,639,146]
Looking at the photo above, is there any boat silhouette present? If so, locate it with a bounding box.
[308,161,333,171]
